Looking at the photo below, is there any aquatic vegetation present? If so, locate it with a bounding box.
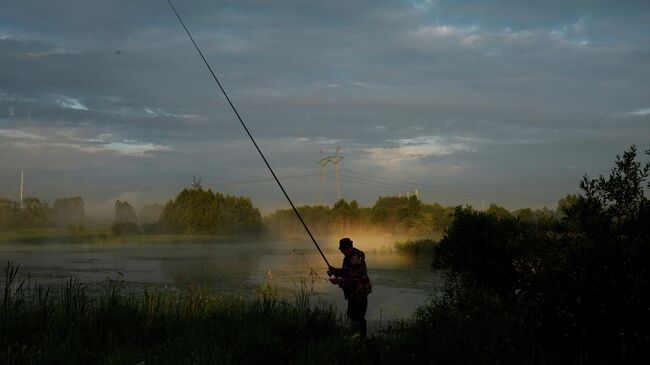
[394,238,438,255]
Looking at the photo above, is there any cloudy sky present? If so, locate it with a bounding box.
[1,0,648,217]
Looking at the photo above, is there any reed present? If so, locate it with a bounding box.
[1,262,366,364]
[394,238,438,255]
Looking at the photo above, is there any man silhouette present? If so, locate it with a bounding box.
[328,237,372,337]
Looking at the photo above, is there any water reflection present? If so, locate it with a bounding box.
[0,240,443,321]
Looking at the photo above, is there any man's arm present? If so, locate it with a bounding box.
[328,265,345,277]
[336,255,363,286]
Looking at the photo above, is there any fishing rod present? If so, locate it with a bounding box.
[166,0,332,269]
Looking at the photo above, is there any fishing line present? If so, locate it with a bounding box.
[166,0,331,268]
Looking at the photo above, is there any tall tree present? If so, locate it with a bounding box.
[114,200,137,223]
[52,197,86,227]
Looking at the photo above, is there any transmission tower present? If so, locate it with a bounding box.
[191,176,202,190]
[317,145,344,204]
[20,170,24,209]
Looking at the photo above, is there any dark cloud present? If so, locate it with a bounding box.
[0,0,648,213]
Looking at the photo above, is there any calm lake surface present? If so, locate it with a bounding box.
[0,240,444,324]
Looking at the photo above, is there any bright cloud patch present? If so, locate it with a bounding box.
[294,136,342,145]
[408,19,592,50]
[8,128,172,157]
[99,141,172,156]
[367,136,474,168]
[623,108,650,117]
[0,128,45,140]
[410,24,459,39]
[55,96,88,110]
[142,106,196,119]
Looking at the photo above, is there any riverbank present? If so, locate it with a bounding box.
[0,262,539,364]
[0,229,267,245]
[1,263,419,364]
[393,237,440,255]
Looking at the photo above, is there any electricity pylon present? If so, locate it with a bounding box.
[191,176,202,190]
[317,146,344,205]
[20,170,24,209]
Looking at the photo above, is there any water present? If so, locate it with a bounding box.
[0,240,444,323]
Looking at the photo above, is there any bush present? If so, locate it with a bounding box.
[429,145,650,363]
[394,238,437,255]
[111,222,140,236]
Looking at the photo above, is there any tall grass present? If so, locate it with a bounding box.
[1,262,384,364]
[394,238,438,255]
[3,261,612,364]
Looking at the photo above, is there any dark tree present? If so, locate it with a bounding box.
[114,200,137,223]
[52,197,85,227]
[159,188,263,235]
[433,145,650,362]
[139,204,164,223]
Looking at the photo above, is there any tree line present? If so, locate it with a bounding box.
[0,196,86,230]
[264,194,582,239]
[1,188,585,238]
[0,174,607,239]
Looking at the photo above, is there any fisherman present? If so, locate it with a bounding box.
[328,237,372,337]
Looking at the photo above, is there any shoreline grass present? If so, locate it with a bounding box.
[2,262,373,364]
[393,238,438,255]
[0,229,269,244]
[5,260,641,364]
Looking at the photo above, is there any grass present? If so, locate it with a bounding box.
[1,262,377,364]
[394,238,438,255]
[3,261,625,364]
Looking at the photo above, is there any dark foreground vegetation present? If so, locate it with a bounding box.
[1,264,358,364]
[426,145,650,363]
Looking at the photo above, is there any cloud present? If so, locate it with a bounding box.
[5,128,172,157]
[55,95,88,110]
[365,136,475,169]
[142,107,197,119]
[408,0,434,12]
[0,128,46,140]
[0,1,648,210]
[622,108,650,117]
[13,140,172,157]
[294,136,343,145]
[97,141,172,156]
[407,19,592,52]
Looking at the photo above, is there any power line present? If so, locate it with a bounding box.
[332,172,548,205]
[339,168,548,204]
[218,173,320,187]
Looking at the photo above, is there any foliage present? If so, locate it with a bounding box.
[484,202,512,219]
[1,262,363,365]
[114,200,137,224]
[52,196,85,227]
[139,203,164,224]
[110,222,140,236]
[394,238,438,255]
[431,145,650,363]
[265,196,455,238]
[0,197,50,231]
[159,188,263,235]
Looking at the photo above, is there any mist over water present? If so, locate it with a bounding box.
[1,239,442,322]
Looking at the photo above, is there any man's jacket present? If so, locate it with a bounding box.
[331,248,372,299]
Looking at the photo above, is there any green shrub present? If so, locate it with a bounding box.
[394,238,437,254]
[110,222,140,236]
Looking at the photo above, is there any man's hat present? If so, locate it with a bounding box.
[339,237,353,249]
